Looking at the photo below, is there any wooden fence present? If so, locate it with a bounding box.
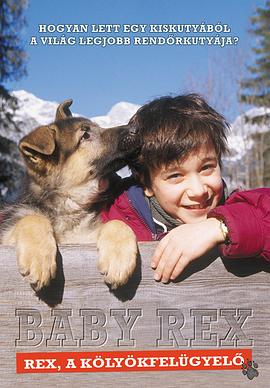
[1,243,270,387]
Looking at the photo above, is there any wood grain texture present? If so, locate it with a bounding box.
[0,242,270,387]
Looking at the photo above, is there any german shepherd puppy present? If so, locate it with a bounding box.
[0,100,138,291]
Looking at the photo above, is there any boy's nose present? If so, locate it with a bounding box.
[186,176,208,199]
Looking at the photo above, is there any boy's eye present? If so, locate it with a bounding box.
[166,173,183,180]
[201,164,215,172]
[202,164,212,170]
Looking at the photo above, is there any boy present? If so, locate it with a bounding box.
[102,94,270,283]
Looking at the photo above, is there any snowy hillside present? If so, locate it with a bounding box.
[231,106,270,136]
[227,107,270,161]
[91,102,140,128]
[13,90,60,126]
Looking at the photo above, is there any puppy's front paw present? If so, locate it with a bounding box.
[16,234,57,291]
[12,214,57,291]
[97,220,137,289]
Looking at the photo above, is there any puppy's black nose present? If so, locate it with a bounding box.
[128,126,138,136]
[119,135,141,153]
[118,125,141,153]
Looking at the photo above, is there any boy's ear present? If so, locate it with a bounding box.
[144,187,154,197]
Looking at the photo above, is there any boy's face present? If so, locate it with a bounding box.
[144,146,223,224]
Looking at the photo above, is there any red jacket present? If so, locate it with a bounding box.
[102,185,157,241]
[101,183,270,261]
[208,188,270,261]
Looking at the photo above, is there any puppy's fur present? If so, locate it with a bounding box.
[0,100,137,291]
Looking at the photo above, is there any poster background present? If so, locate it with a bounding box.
[1,1,270,387]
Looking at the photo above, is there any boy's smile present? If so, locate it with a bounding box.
[144,146,223,224]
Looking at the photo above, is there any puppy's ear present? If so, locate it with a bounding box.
[55,99,73,121]
[19,126,56,163]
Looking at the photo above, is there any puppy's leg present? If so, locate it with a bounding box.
[7,214,57,291]
[97,220,137,289]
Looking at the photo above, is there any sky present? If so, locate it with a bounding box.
[5,0,267,121]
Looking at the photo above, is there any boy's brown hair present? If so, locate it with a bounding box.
[128,94,230,188]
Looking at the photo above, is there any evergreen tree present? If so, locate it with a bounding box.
[240,1,270,187]
[241,1,270,107]
[0,0,28,129]
[0,0,28,202]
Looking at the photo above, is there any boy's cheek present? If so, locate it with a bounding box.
[210,173,223,193]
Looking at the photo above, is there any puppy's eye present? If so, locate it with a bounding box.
[80,131,91,141]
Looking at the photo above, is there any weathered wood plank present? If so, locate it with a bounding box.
[0,243,270,387]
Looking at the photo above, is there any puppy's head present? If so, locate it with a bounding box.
[19,100,138,191]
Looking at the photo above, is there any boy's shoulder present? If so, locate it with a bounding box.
[107,173,140,199]
[101,174,155,240]
[226,187,270,203]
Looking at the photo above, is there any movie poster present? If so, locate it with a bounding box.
[1,0,270,386]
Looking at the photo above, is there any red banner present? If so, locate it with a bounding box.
[16,348,252,373]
